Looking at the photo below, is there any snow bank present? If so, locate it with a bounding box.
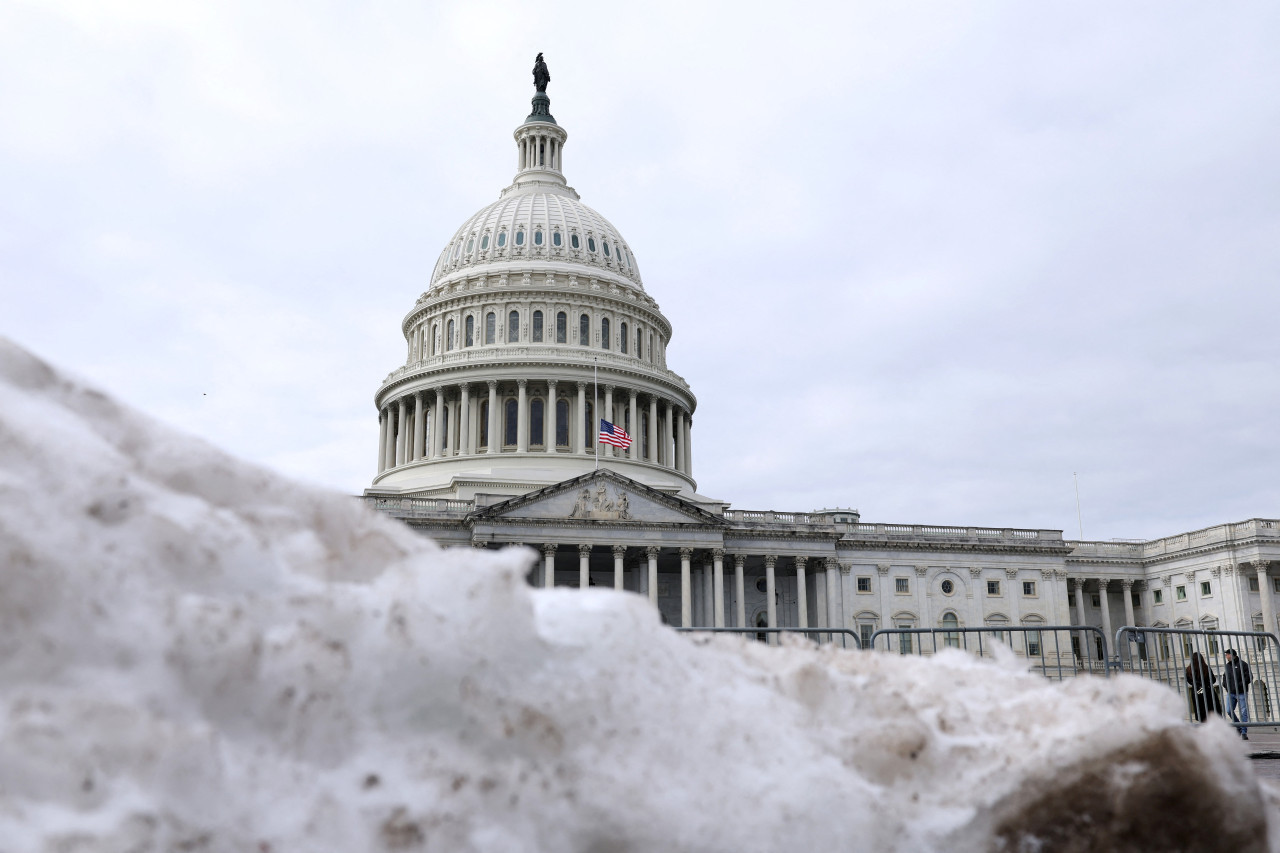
[0,337,1270,852]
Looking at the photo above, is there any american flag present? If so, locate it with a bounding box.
[598,419,632,449]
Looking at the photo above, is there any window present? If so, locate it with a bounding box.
[641,412,649,458]
[508,311,519,342]
[1131,592,1140,608]
[603,240,611,257]
[1023,581,1036,597]
[1176,585,1187,601]
[620,322,628,353]
[895,577,909,594]
[648,332,654,361]
[485,312,495,345]
[504,399,518,446]
[857,576,871,593]
[465,238,473,254]
[465,315,474,347]
[895,619,915,654]
[515,230,525,246]
[431,324,438,355]
[987,580,1001,597]
[452,242,460,259]
[1272,577,1280,594]
[601,318,610,349]
[534,230,543,246]
[941,579,954,595]
[480,234,489,250]
[942,612,960,648]
[1250,576,1260,592]
[532,311,544,342]
[636,328,643,357]
[556,312,567,343]
[858,623,875,650]
[587,237,596,253]
[1023,618,1044,656]
[1200,581,1212,597]
[446,319,454,351]
[479,401,489,449]
[579,314,590,346]
[583,400,593,448]
[441,406,449,450]
[552,231,562,247]
[1153,589,1163,604]
[530,399,544,446]
[571,234,580,249]
[497,231,507,248]
[1091,594,1100,608]
[555,399,570,447]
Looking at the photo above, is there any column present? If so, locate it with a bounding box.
[546,380,558,453]
[411,392,424,461]
[734,555,747,629]
[1258,561,1277,638]
[602,386,614,457]
[516,379,529,453]
[613,545,625,590]
[712,548,725,628]
[679,548,693,627]
[1120,578,1137,663]
[448,394,459,457]
[826,558,840,628]
[795,557,809,630]
[765,556,778,644]
[628,390,639,460]
[648,397,659,463]
[432,388,445,459]
[664,402,675,469]
[684,413,693,476]
[692,565,704,625]
[487,380,498,454]
[702,558,713,624]
[395,398,408,465]
[647,546,660,605]
[377,409,388,473]
[542,544,556,589]
[459,383,471,456]
[578,544,591,589]
[1097,579,1113,662]
[1072,578,1091,664]
[576,382,587,454]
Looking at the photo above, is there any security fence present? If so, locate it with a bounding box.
[675,627,860,649]
[1114,626,1280,729]
[868,625,1111,681]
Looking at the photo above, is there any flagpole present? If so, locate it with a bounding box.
[593,359,599,470]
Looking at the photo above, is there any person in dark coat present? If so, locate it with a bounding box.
[1223,648,1253,740]
[1185,652,1221,723]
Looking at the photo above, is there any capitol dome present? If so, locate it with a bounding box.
[367,76,701,506]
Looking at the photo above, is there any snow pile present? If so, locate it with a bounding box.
[0,336,1271,852]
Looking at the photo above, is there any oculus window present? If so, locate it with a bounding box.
[940,579,954,595]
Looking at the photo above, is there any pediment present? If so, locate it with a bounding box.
[473,470,725,526]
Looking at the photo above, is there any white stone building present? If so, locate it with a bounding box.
[364,71,1280,662]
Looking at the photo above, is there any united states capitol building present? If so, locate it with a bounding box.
[364,62,1279,662]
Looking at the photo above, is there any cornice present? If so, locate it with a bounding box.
[836,539,1074,556]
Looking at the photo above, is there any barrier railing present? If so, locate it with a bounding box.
[1114,626,1280,732]
[675,627,860,650]
[868,625,1111,681]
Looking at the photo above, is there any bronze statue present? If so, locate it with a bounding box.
[533,53,550,93]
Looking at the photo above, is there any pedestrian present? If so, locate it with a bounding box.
[1224,648,1253,740]
[1185,651,1221,723]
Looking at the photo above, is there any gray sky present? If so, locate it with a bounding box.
[3,1,1278,541]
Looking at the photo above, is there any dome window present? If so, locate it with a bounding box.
[515,230,525,246]
[508,310,519,342]
[480,234,490,250]
[465,238,474,254]
[602,240,611,257]
[485,312,496,345]
[465,316,474,347]
[556,311,567,343]
[532,310,544,342]
[570,234,580,249]
[552,231,562,247]
[601,318,610,350]
[620,322,628,354]
[452,242,461,260]
[588,237,597,253]
[497,232,507,248]
[534,230,543,246]
[579,314,590,346]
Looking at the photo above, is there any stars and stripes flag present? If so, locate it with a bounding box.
[598,419,632,449]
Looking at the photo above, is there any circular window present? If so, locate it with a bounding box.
[571,234,580,249]
[941,579,954,595]
[515,230,525,246]
[587,237,597,253]
[497,232,507,248]
[553,231,562,247]
[755,578,768,593]
[534,230,543,246]
[480,234,489,250]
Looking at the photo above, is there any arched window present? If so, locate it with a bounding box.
[479,401,489,449]
[579,314,590,346]
[480,234,489,250]
[556,311,567,343]
[942,611,960,649]
[515,230,525,246]
[530,398,545,446]
[431,324,438,356]
[504,399,518,447]
[570,234,580,249]
[497,231,507,248]
[552,231,562,247]
[446,319,455,351]
[465,315,474,347]
[534,230,543,246]
[532,310,544,342]
[583,400,593,448]
[620,322,628,354]
[635,327,642,359]
[601,318,610,350]
[508,310,519,342]
[648,332,654,361]
[485,312,495,345]
[985,614,1009,646]
[556,399,569,447]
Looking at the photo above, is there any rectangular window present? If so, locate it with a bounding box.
[896,625,913,655]
[1131,592,1140,608]
[1022,581,1036,597]
[1026,632,1042,657]
[1249,576,1260,592]
[987,580,1001,596]
[1200,581,1212,597]
[532,312,544,342]
[1273,577,1280,594]
[1091,594,1101,608]
[556,312,567,343]
[1153,589,1163,604]
[856,576,872,593]
[858,623,874,649]
[895,577,909,594]
[1176,585,1187,601]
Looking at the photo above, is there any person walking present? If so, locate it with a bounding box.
[1223,648,1253,740]
[1185,652,1221,723]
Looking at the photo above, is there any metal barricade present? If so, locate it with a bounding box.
[868,625,1111,681]
[1115,626,1280,730]
[675,627,860,649]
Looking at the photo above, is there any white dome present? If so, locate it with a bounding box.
[430,185,644,291]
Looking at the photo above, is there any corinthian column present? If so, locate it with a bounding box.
[487,380,498,454]
[679,548,693,627]
[432,388,445,459]
[712,548,725,628]
[765,556,778,645]
[1257,561,1277,638]
[578,544,591,589]
[612,545,625,590]
[664,402,675,468]
[576,382,587,454]
[684,412,693,476]
[648,396,659,463]
[1072,578,1091,664]
[459,383,471,455]
[546,380,558,453]
[795,557,808,630]
[734,555,746,629]
[646,546,660,605]
[396,398,408,466]
[376,409,388,473]
[542,544,556,589]
[516,379,529,453]
[412,392,424,461]
[628,389,639,460]
[1097,579,1113,660]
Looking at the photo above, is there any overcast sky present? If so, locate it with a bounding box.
[3,1,1278,541]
